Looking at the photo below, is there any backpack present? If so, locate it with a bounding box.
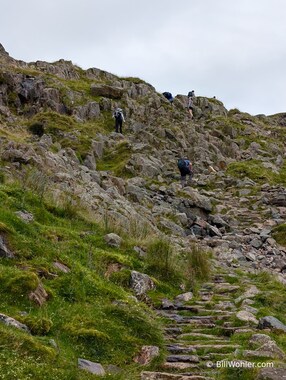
[114,109,123,121]
[177,158,187,170]
[163,92,172,100]
[188,91,195,97]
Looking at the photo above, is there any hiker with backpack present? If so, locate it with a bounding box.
[162,92,174,104]
[113,107,125,134]
[187,90,195,119]
[177,158,194,188]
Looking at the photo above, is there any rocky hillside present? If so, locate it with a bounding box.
[0,43,286,380]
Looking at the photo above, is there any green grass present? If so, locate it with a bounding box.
[0,183,172,379]
[184,244,212,289]
[0,181,203,379]
[121,76,149,85]
[226,160,274,184]
[248,272,286,327]
[272,223,286,246]
[26,110,114,161]
[96,140,133,177]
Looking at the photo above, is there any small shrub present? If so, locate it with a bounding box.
[228,108,241,116]
[185,244,211,287]
[226,160,274,183]
[102,209,154,241]
[19,167,50,202]
[28,122,44,137]
[65,324,110,343]
[0,324,56,360]
[145,237,182,282]
[50,190,82,219]
[272,223,286,246]
[19,316,53,335]
[6,271,39,295]
[109,269,131,287]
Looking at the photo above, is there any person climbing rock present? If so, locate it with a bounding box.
[113,107,125,133]
[177,157,194,188]
[162,92,174,104]
[187,90,195,118]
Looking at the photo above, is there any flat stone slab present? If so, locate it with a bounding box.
[186,344,240,350]
[78,359,105,376]
[258,316,286,332]
[163,362,199,370]
[0,313,30,332]
[166,344,197,354]
[214,284,240,293]
[178,333,228,340]
[165,327,183,334]
[166,354,199,363]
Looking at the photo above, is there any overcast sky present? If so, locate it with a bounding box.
[2,0,286,115]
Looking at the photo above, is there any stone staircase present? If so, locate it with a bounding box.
[141,274,257,380]
[214,189,270,233]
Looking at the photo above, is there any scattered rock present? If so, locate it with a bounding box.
[0,236,14,258]
[0,313,30,333]
[90,84,124,99]
[258,316,286,332]
[15,210,34,223]
[53,261,70,273]
[236,310,258,324]
[104,233,122,248]
[235,285,260,303]
[78,359,105,376]
[28,282,49,306]
[257,367,286,380]
[134,345,160,365]
[130,271,155,296]
[248,333,272,346]
[175,292,193,303]
[243,341,285,360]
[161,299,175,309]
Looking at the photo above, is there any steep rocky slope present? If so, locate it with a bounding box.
[0,43,286,379]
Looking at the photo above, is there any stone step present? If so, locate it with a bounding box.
[162,362,199,371]
[201,353,231,360]
[157,312,218,323]
[167,322,216,328]
[166,344,197,354]
[177,333,229,341]
[194,309,235,315]
[166,355,200,363]
[212,275,228,283]
[160,309,229,322]
[165,327,183,335]
[170,343,240,351]
[213,284,240,293]
[174,306,201,313]
[220,326,254,336]
[176,327,222,335]
[141,372,213,380]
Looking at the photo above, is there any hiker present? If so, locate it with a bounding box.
[113,107,125,133]
[162,92,174,104]
[177,158,194,188]
[187,90,195,118]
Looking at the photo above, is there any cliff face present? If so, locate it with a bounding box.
[0,43,286,379]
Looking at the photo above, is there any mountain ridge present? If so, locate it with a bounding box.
[0,43,286,380]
